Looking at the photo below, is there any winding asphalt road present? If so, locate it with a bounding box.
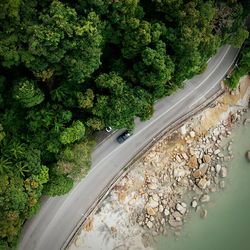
[18,45,239,250]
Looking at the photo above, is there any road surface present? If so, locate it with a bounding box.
[18,45,239,250]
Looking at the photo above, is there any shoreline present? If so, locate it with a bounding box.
[69,76,250,250]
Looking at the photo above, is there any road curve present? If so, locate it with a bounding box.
[18,45,239,250]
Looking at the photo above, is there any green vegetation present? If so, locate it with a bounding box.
[226,38,250,89]
[0,0,248,248]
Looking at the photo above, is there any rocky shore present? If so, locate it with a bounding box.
[70,76,250,250]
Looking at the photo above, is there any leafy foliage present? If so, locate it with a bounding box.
[226,40,250,89]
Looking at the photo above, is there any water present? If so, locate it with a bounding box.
[156,112,250,250]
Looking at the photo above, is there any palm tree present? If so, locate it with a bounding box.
[0,157,12,175]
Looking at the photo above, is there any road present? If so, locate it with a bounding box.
[18,45,239,250]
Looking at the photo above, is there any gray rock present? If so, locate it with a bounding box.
[227,145,232,152]
[169,220,183,227]
[164,208,170,216]
[214,176,219,184]
[215,164,222,173]
[147,221,153,229]
[176,155,182,163]
[173,168,186,178]
[190,131,196,138]
[243,118,250,125]
[246,151,250,161]
[193,185,203,195]
[200,194,210,203]
[147,198,159,208]
[150,216,155,222]
[160,218,165,225]
[172,211,183,220]
[197,178,209,189]
[195,205,201,213]
[181,202,187,208]
[180,125,187,135]
[200,209,208,218]
[148,183,158,190]
[213,128,220,136]
[152,194,159,202]
[176,203,186,215]
[218,153,224,158]
[220,167,227,178]
[182,153,189,160]
[214,149,221,155]
[191,200,198,208]
[159,205,164,213]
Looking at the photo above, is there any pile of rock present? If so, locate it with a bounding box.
[134,109,248,238]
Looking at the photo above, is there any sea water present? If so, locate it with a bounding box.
[156,111,250,250]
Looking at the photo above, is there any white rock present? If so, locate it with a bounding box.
[159,205,164,213]
[160,218,165,225]
[173,168,186,178]
[190,131,196,138]
[215,164,222,173]
[164,208,170,216]
[200,209,208,218]
[147,199,158,208]
[152,194,159,202]
[200,194,210,203]
[191,200,198,208]
[169,220,183,227]
[176,155,182,163]
[189,148,195,155]
[213,128,220,136]
[218,153,224,158]
[220,167,227,178]
[74,238,82,247]
[182,153,189,160]
[148,183,158,190]
[214,149,221,155]
[197,178,209,189]
[180,125,187,135]
[176,203,186,215]
[181,202,187,208]
[172,211,182,220]
[147,221,153,229]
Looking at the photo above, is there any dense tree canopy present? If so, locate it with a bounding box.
[0,0,248,248]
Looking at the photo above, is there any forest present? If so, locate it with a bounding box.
[0,0,249,248]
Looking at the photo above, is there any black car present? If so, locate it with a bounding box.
[116,130,133,143]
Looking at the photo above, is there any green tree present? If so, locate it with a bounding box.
[95,72,125,96]
[60,120,85,145]
[12,78,44,108]
[43,174,74,196]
